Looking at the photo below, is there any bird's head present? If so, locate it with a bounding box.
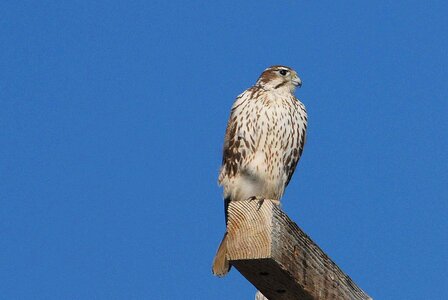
[256,65,302,93]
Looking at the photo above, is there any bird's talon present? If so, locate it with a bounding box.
[248,196,257,202]
[256,198,265,210]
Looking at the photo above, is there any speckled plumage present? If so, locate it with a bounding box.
[219,65,307,202]
[212,66,308,276]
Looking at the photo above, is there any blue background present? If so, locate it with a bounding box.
[1,1,447,299]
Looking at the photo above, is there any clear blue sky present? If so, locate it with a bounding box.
[1,1,447,299]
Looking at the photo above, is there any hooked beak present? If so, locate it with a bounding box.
[292,72,302,88]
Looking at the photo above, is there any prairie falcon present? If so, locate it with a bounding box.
[212,65,307,276]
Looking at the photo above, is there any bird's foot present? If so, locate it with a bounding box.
[269,199,281,206]
[248,196,265,210]
[247,196,280,210]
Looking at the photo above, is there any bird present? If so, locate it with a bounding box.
[212,65,308,276]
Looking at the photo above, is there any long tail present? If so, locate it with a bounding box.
[212,232,231,276]
[212,197,231,276]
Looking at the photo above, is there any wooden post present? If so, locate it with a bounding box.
[226,200,372,300]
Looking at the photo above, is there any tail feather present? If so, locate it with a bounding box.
[212,232,231,276]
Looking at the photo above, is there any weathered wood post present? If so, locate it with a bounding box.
[225,200,372,300]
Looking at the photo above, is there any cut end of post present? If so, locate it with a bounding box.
[224,200,372,300]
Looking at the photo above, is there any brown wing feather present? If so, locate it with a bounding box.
[219,88,259,183]
[284,127,306,187]
[284,102,307,187]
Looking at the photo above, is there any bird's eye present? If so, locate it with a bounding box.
[279,69,288,76]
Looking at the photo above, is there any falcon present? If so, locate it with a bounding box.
[212,65,308,276]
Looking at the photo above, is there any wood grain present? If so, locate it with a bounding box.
[226,200,372,300]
